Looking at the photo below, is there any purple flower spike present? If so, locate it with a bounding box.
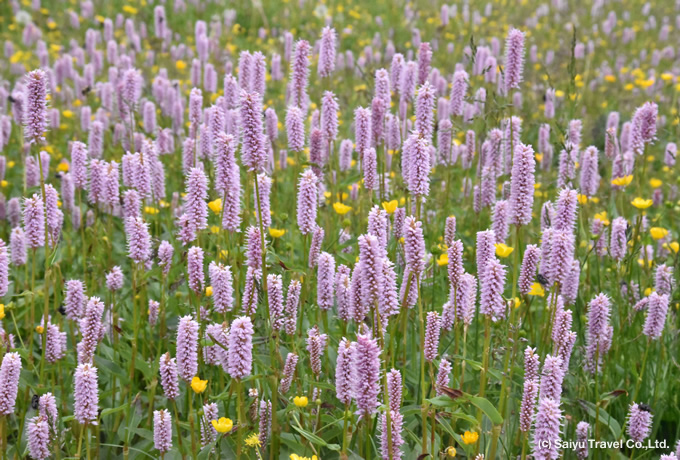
[318,27,337,78]
[531,397,562,460]
[227,316,254,380]
[504,28,525,93]
[424,311,441,362]
[153,409,173,454]
[335,338,353,406]
[509,143,536,226]
[643,292,669,339]
[480,258,507,321]
[351,333,381,417]
[0,352,22,415]
[24,69,49,144]
[159,352,180,400]
[627,403,652,442]
[297,168,318,235]
[74,363,99,425]
[27,415,50,460]
[176,316,199,381]
[240,90,267,171]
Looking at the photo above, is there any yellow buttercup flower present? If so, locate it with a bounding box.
[205,286,213,296]
[62,110,74,118]
[333,202,352,215]
[381,200,398,214]
[494,243,514,258]
[631,197,653,209]
[293,396,308,408]
[208,198,222,214]
[462,430,479,444]
[144,206,159,215]
[122,5,138,14]
[445,446,457,457]
[593,211,609,226]
[437,253,448,266]
[0,304,4,320]
[637,258,653,268]
[644,287,653,296]
[290,455,318,460]
[577,194,588,205]
[269,228,286,238]
[176,60,187,71]
[57,162,69,172]
[528,283,545,297]
[211,417,233,433]
[650,227,669,240]
[649,178,662,188]
[36,325,44,334]
[663,241,679,253]
[611,175,633,187]
[190,376,208,393]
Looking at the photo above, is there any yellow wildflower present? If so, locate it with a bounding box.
[381,200,398,214]
[190,376,208,394]
[446,446,457,457]
[637,258,653,268]
[211,417,233,433]
[0,304,4,320]
[293,396,308,408]
[650,227,669,240]
[333,202,352,215]
[594,211,609,226]
[437,253,448,266]
[205,286,213,297]
[36,325,44,334]
[462,430,479,444]
[269,228,286,238]
[611,175,633,187]
[245,433,261,447]
[631,197,653,209]
[528,283,545,297]
[208,198,222,214]
[663,241,679,253]
[494,243,514,258]
[649,178,662,188]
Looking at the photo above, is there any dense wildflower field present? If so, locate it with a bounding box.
[0,0,679,458]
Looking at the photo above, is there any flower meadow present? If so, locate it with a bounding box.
[0,0,680,459]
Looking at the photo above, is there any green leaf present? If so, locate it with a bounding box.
[426,396,459,408]
[578,400,621,439]
[463,395,503,425]
[291,424,328,447]
[100,404,128,418]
